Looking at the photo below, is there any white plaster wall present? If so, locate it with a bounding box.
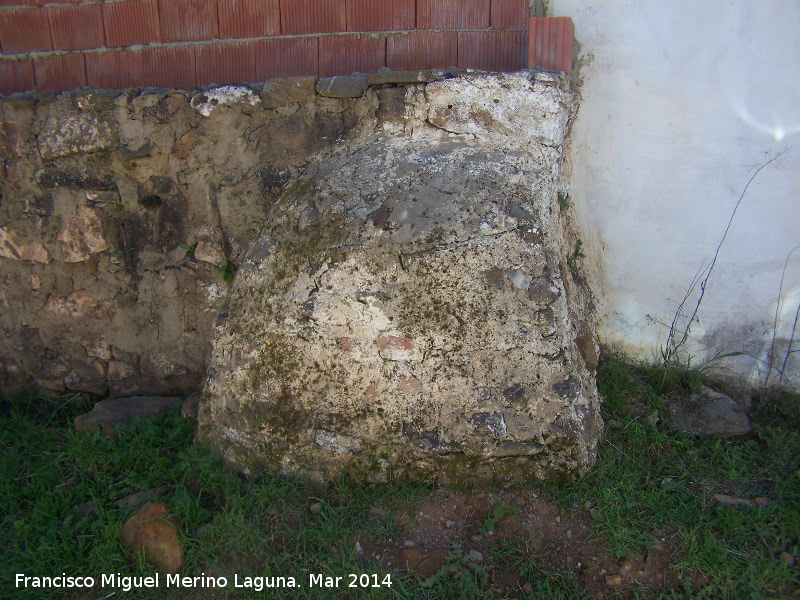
[552,0,800,387]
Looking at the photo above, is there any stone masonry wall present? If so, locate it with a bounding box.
[0,74,379,396]
[0,69,591,406]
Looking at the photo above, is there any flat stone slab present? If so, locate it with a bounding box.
[666,386,752,438]
[316,75,369,98]
[261,76,316,108]
[365,70,443,86]
[74,396,182,436]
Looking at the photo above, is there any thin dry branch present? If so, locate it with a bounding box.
[663,149,789,367]
[765,241,800,386]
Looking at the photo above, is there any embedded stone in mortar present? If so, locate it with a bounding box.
[37,114,114,160]
[190,85,260,116]
[198,75,599,483]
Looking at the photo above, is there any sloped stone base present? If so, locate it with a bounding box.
[198,74,601,482]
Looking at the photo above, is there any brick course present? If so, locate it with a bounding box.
[0,1,573,93]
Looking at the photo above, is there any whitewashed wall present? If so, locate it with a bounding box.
[552,0,800,387]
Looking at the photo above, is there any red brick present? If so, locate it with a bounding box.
[49,4,105,51]
[159,0,218,42]
[139,45,197,88]
[196,40,256,86]
[34,52,86,91]
[0,58,34,93]
[253,36,318,79]
[280,0,344,34]
[491,0,527,29]
[86,51,120,89]
[218,0,280,38]
[103,0,161,48]
[458,30,526,71]
[528,16,573,74]
[386,30,457,71]
[90,46,197,89]
[319,33,385,77]
[417,0,489,29]
[346,0,414,31]
[115,50,146,88]
[0,7,52,53]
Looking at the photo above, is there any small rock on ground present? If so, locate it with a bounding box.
[74,396,182,438]
[666,386,751,437]
[121,502,184,574]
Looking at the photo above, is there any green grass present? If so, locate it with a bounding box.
[535,351,800,599]
[0,390,429,600]
[2,351,799,600]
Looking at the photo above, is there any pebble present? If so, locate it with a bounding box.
[310,502,323,513]
[566,530,572,539]
[445,520,456,528]
[355,542,363,554]
[403,539,416,548]
[605,575,622,586]
[468,550,484,563]
[521,582,533,594]
[555,516,561,523]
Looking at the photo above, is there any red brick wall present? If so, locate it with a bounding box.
[0,0,573,94]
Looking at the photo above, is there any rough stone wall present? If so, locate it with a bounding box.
[197,72,601,483]
[1,70,599,482]
[0,75,382,396]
